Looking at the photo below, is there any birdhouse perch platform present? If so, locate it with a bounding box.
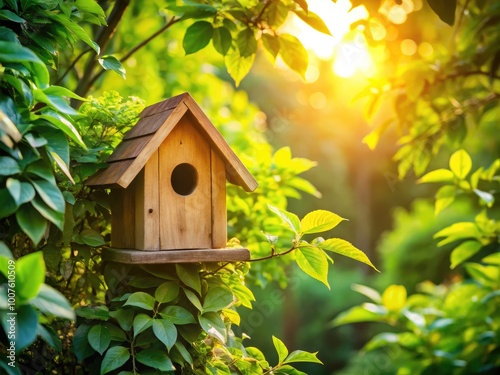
[86,92,258,264]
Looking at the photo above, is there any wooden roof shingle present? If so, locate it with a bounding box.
[86,93,258,192]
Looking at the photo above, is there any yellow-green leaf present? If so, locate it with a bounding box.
[319,238,379,272]
[300,210,345,235]
[381,285,407,311]
[449,149,472,180]
[296,246,330,288]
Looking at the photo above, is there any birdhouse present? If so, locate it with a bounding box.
[86,93,258,264]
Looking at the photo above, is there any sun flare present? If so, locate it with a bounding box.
[285,0,376,78]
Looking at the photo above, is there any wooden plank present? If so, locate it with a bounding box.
[86,159,134,188]
[140,93,188,118]
[183,96,258,192]
[159,116,212,249]
[110,185,135,248]
[211,149,227,248]
[107,134,154,162]
[123,110,173,140]
[102,247,250,264]
[134,152,160,249]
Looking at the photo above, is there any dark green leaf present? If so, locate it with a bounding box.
[79,228,105,247]
[133,313,153,337]
[0,188,18,218]
[136,348,175,371]
[32,197,64,230]
[237,28,257,57]
[203,287,233,312]
[124,292,156,310]
[31,179,65,212]
[212,27,232,56]
[183,21,213,54]
[109,308,135,331]
[88,324,111,355]
[12,305,38,351]
[73,324,95,361]
[199,312,226,343]
[98,56,126,79]
[426,0,456,25]
[183,288,202,311]
[155,281,179,304]
[100,346,130,374]
[160,306,196,325]
[76,305,110,321]
[152,318,177,350]
[37,324,62,351]
[0,156,21,175]
[16,204,47,246]
[31,284,75,320]
[176,264,201,294]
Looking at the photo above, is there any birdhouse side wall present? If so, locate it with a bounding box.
[110,183,136,248]
[211,149,227,248]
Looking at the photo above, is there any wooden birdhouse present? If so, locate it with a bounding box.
[86,93,258,264]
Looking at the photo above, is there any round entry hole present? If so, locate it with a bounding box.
[171,163,198,196]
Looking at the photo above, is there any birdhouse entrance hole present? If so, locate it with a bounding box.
[171,163,198,196]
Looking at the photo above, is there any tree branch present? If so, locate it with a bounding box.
[248,245,296,262]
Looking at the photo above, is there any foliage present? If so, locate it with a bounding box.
[0,244,74,375]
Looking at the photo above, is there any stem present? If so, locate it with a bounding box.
[55,48,92,85]
[254,0,272,24]
[248,245,296,262]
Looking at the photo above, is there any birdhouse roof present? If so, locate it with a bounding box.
[86,93,258,192]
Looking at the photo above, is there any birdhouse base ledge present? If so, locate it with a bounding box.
[102,247,250,264]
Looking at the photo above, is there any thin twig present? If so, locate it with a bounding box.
[55,48,92,85]
[248,246,296,262]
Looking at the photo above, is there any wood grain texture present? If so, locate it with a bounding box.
[211,149,227,248]
[107,134,154,162]
[102,247,250,263]
[110,185,136,248]
[123,109,173,140]
[140,92,188,118]
[159,116,212,249]
[134,151,160,250]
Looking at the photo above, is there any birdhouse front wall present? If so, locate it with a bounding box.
[110,113,228,251]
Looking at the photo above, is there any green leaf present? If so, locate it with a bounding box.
[160,306,196,325]
[434,222,481,246]
[15,252,45,303]
[273,336,288,364]
[100,346,130,375]
[279,34,308,78]
[51,13,100,53]
[37,111,86,149]
[262,34,280,62]
[237,28,257,57]
[435,185,456,215]
[300,210,345,234]
[31,284,75,320]
[77,305,110,321]
[284,350,323,364]
[174,341,194,365]
[12,304,38,351]
[88,324,111,355]
[319,238,379,272]
[133,313,153,337]
[6,178,21,203]
[183,21,213,54]
[152,318,177,350]
[175,264,201,294]
[417,169,455,183]
[331,304,387,327]
[31,179,65,213]
[183,288,203,311]
[0,188,18,218]
[450,241,482,269]
[0,9,25,23]
[199,312,226,343]
[136,348,175,371]
[109,309,134,331]
[265,1,289,28]
[155,281,180,304]
[0,41,45,65]
[74,0,106,21]
[351,284,382,303]
[426,0,456,25]
[203,287,233,313]
[79,228,105,246]
[296,246,330,288]
[268,204,301,235]
[73,324,95,362]
[225,46,255,86]
[124,292,156,311]
[0,156,21,176]
[213,27,232,56]
[294,10,331,35]
[38,324,62,351]
[449,149,472,180]
[32,197,64,231]
[98,55,126,79]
